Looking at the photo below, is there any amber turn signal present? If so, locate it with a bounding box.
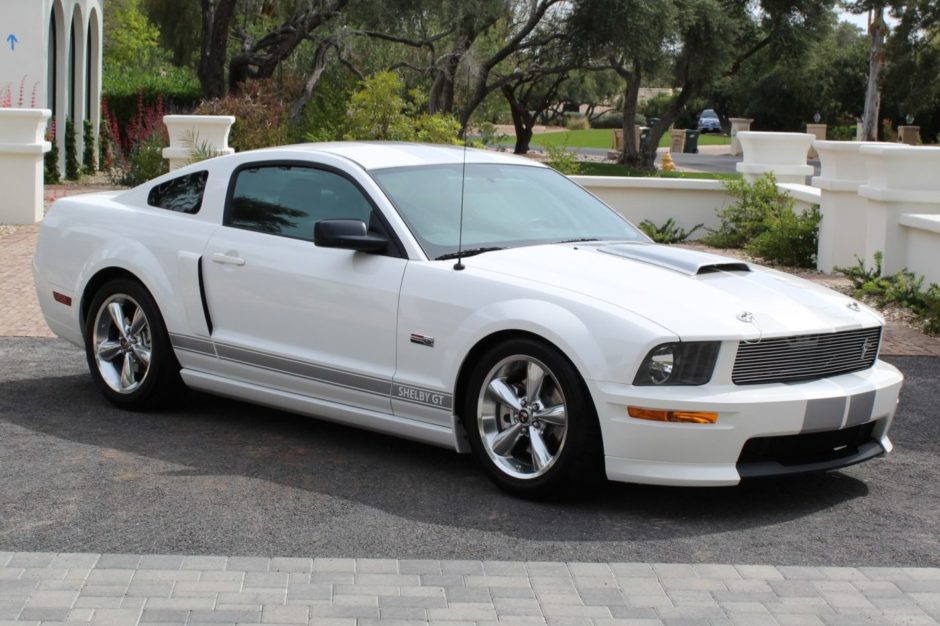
[628,406,718,424]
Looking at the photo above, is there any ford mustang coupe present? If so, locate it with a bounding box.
[33,142,903,498]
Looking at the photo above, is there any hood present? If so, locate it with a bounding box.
[467,242,881,340]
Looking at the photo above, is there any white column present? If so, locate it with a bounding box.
[735,131,814,184]
[0,108,52,224]
[859,144,940,275]
[728,118,753,156]
[812,141,879,273]
[805,123,826,159]
[162,115,236,171]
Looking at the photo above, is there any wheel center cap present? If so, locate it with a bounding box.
[518,409,529,423]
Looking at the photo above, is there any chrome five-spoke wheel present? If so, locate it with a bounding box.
[478,356,568,479]
[84,278,181,410]
[464,337,603,498]
[92,294,153,394]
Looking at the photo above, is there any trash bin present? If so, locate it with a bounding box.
[683,129,700,153]
[647,117,660,129]
[639,127,651,150]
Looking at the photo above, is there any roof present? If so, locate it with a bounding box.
[255,141,544,171]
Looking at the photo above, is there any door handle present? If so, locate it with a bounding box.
[210,252,246,266]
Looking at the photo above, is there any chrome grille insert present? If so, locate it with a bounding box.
[732,327,882,385]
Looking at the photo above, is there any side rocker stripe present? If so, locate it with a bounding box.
[168,333,453,410]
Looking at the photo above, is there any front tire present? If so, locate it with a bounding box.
[83,278,182,410]
[462,338,604,499]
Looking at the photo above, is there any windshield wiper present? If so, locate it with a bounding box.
[435,247,506,261]
[554,237,600,244]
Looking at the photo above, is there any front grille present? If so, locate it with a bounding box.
[738,421,877,467]
[732,327,881,385]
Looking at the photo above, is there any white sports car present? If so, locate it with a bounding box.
[33,142,903,498]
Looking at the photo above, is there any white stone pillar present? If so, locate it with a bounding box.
[812,141,878,273]
[735,131,814,184]
[669,129,685,153]
[728,118,753,156]
[162,115,236,170]
[859,144,940,275]
[805,123,826,159]
[897,125,920,146]
[0,108,51,224]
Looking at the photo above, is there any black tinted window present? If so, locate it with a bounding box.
[228,165,373,239]
[147,171,209,214]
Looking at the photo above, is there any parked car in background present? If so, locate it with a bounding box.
[698,109,722,133]
[33,143,903,499]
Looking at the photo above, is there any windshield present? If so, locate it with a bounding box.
[370,163,646,260]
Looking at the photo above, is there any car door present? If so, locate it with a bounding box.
[201,160,407,414]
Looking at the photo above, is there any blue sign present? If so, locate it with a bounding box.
[6,34,17,51]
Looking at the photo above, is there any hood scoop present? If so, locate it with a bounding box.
[598,243,751,276]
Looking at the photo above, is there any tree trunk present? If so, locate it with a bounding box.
[197,0,237,99]
[429,51,461,114]
[503,84,534,154]
[290,40,333,125]
[638,79,697,170]
[619,60,642,168]
[862,5,887,141]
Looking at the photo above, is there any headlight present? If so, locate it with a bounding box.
[633,342,720,386]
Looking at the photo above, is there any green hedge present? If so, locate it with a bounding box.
[103,66,201,136]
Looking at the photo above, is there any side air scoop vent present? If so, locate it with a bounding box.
[598,244,752,276]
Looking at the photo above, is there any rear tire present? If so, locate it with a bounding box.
[83,278,182,410]
[462,337,605,499]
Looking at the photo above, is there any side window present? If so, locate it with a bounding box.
[228,165,373,240]
[147,171,209,214]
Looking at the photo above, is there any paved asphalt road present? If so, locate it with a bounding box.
[1,337,937,567]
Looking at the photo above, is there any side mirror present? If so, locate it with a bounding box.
[314,219,388,253]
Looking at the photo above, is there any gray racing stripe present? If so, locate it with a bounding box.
[845,390,876,427]
[215,343,393,397]
[802,396,847,433]
[169,334,216,356]
[170,334,453,410]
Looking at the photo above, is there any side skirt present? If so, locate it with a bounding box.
[180,368,458,451]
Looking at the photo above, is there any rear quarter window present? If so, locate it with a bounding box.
[147,171,209,214]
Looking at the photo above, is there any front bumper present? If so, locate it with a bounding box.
[594,360,903,486]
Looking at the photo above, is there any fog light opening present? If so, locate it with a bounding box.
[628,406,718,424]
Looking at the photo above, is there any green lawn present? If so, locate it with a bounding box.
[528,128,731,149]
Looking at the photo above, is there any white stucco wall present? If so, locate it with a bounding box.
[0,0,102,173]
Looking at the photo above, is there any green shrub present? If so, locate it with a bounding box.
[590,111,645,129]
[341,71,461,145]
[703,172,819,267]
[745,204,820,267]
[103,66,200,136]
[82,119,96,175]
[44,122,60,184]
[639,218,703,243]
[65,118,80,180]
[477,121,508,148]
[194,79,289,151]
[704,173,787,248]
[828,124,857,141]
[545,144,581,175]
[565,114,590,130]
[837,252,940,335]
[112,133,168,186]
